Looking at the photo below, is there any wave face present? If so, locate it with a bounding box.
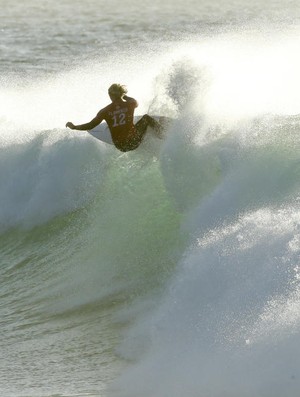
[107,32,300,397]
[2,8,300,397]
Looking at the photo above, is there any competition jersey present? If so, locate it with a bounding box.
[97,98,138,151]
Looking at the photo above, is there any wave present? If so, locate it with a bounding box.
[2,30,300,396]
[0,130,109,230]
[109,113,300,397]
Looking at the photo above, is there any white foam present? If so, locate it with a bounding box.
[0,131,108,230]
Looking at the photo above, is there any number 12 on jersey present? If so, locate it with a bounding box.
[112,113,126,127]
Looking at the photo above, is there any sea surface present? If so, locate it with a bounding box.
[1,1,300,396]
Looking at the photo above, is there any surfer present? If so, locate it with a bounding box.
[66,84,163,152]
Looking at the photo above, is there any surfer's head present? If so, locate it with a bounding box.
[108,84,128,100]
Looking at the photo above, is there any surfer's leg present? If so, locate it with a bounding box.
[135,114,164,139]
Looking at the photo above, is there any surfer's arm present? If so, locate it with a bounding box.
[66,113,104,131]
[123,95,138,107]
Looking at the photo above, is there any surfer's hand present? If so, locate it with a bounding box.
[66,122,76,129]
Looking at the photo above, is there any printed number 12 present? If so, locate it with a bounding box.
[113,113,126,127]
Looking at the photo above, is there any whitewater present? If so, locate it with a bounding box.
[2,1,300,396]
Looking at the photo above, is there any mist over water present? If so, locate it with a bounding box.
[2,1,300,396]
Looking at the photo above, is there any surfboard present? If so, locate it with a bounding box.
[87,115,173,145]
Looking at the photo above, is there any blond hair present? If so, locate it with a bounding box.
[108,84,128,98]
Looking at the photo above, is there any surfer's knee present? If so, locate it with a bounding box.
[140,114,151,123]
[143,114,158,127]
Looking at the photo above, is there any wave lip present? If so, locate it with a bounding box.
[0,131,107,231]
